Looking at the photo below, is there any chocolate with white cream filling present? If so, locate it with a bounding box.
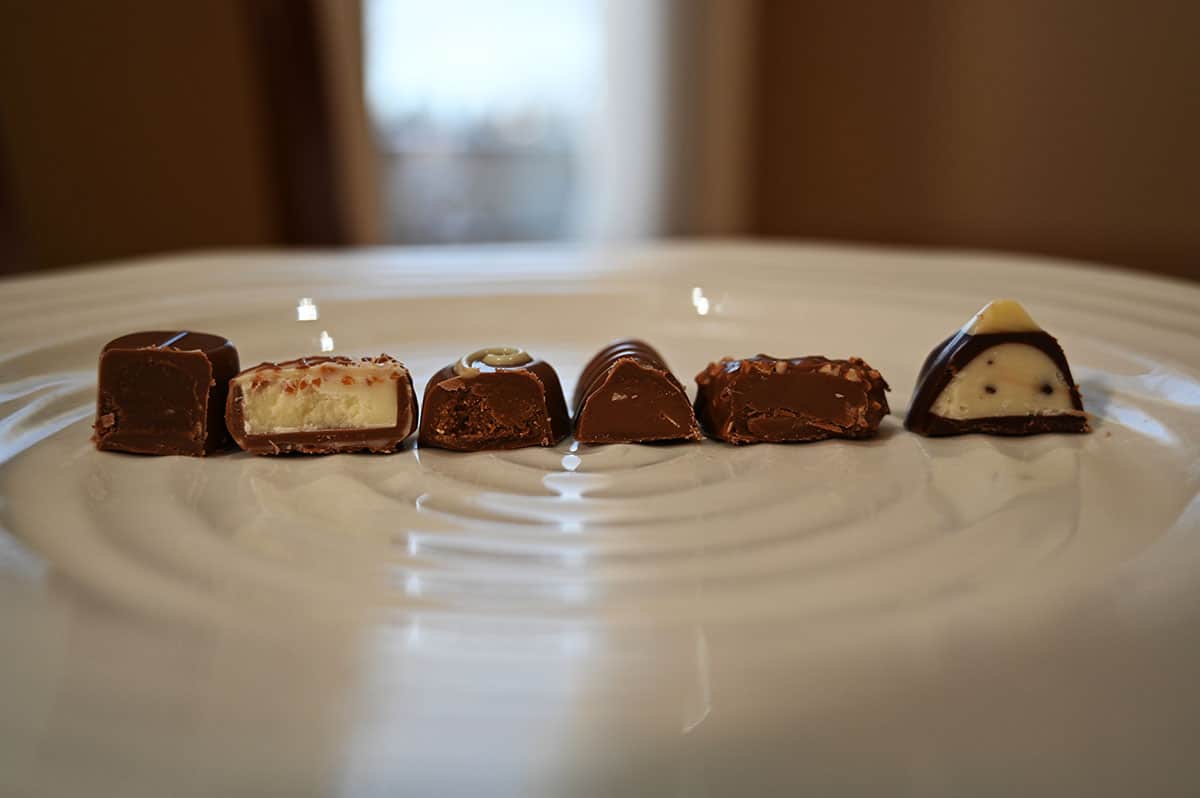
[905,300,1088,437]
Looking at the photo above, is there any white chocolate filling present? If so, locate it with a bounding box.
[234,362,403,434]
[930,343,1077,419]
[961,299,1042,335]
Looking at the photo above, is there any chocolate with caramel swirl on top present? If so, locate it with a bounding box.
[419,347,570,451]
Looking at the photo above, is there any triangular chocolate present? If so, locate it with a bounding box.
[905,300,1089,436]
[573,340,701,443]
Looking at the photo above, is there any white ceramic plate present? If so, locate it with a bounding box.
[1,243,1198,796]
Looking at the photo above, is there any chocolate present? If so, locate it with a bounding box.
[419,347,570,451]
[905,299,1089,436]
[93,331,240,456]
[694,355,890,444]
[573,339,701,444]
[225,355,418,454]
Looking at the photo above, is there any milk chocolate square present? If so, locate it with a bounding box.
[93,331,240,456]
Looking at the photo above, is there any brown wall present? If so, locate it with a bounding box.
[0,1,281,272]
[752,1,1200,281]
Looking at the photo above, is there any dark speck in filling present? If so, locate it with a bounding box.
[984,385,997,394]
[1040,383,1054,395]
[986,359,994,365]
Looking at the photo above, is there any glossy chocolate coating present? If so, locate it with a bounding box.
[573,339,701,444]
[225,355,418,455]
[93,331,240,456]
[694,355,890,445]
[905,330,1088,436]
[419,357,570,451]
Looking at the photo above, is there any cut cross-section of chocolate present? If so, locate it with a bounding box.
[93,331,240,456]
[573,339,701,444]
[226,355,418,454]
[905,299,1089,436]
[694,355,890,444]
[419,346,570,451]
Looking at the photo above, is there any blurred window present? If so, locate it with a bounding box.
[364,0,601,243]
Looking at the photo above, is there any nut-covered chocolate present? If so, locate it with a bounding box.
[694,355,890,444]
[573,339,701,444]
[93,331,240,456]
[905,300,1089,437]
[419,348,570,451]
[226,355,418,454]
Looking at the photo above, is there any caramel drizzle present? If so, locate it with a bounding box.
[454,346,532,377]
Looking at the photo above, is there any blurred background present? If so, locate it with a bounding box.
[0,0,1197,280]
